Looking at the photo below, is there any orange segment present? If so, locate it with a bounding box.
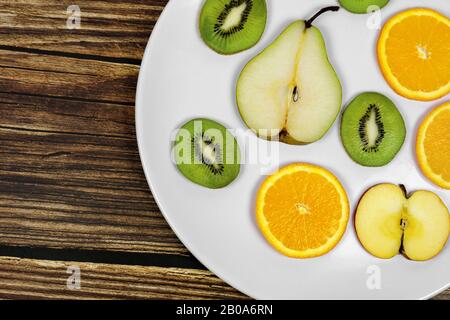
[378,8,450,101]
[417,101,450,189]
[256,163,349,258]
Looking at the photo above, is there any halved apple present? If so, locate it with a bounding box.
[236,8,342,144]
[355,184,450,261]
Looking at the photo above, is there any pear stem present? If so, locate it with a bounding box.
[305,6,340,29]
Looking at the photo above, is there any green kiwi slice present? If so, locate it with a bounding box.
[339,0,389,14]
[199,0,267,54]
[173,118,241,189]
[340,92,406,167]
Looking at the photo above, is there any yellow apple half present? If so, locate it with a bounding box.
[355,184,449,261]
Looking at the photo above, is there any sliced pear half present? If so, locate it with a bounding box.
[236,7,342,144]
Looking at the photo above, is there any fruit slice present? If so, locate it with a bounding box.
[256,163,349,258]
[377,8,450,101]
[356,184,404,258]
[199,0,267,55]
[356,184,449,261]
[173,118,240,189]
[236,7,342,144]
[340,92,406,167]
[339,0,389,14]
[417,101,450,189]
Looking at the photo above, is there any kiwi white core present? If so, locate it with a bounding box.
[197,139,220,166]
[221,2,247,31]
[365,109,380,147]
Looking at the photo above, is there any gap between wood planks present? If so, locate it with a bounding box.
[0,45,142,65]
[0,245,204,269]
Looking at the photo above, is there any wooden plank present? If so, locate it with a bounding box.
[0,0,167,60]
[0,92,187,254]
[0,127,186,254]
[0,0,184,254]
[0,256,447,300]
[0,49,138,103]
[0,92,134,138]
[0,0,179,257]
[0,256,247,299]
[433,290,450,300]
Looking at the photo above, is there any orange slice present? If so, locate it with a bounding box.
[417,101,450,189]
[377,8,450,101]
[256,163,349,258]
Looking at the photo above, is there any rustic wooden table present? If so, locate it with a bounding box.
[0,0,447,300]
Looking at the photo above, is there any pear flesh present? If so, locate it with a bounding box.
[236,21,342,144]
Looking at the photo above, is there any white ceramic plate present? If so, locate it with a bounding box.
[136,0,450,299]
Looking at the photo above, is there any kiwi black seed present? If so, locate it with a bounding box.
[199,0,267,54]
[341,92,406,167]
[339,0,389,14]
[359,104,384,153]
[174,118,240,189]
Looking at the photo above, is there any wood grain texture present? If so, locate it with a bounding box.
[0,92,187,255]
[0,49,139,103]
[0,255,446,299]
[0,0,189,255]
[433,290,450,300]
[0,0,166,60]
[0,256,247,299]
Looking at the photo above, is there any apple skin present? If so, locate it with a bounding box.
[235,20,342,145]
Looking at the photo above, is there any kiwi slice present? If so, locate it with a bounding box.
[339,0,389,14]
[173,118,240,188]
[340,92,406,167]
[199,0,267,54]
